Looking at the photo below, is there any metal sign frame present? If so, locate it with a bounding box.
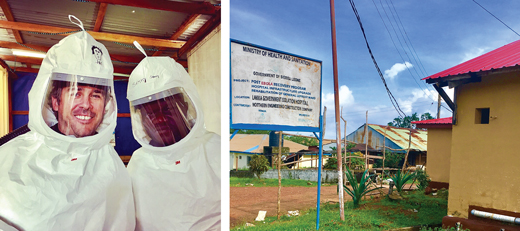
[230,39,323,132]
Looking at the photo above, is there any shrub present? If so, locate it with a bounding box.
[373,151,405,168]
[390,170,416,193]
[343,168,381,208]
[415,169,431,191]
[248,155,270,179]
[323,157,337,170]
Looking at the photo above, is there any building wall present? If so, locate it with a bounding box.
[448,72,520,218]
[188,25,221,135]
[230,153,252,170]
[293,154,324,168]
[0,67,7,136]
[426,128,452,183]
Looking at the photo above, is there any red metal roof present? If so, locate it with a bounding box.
[423,39,520,80]
[412,117,452,125]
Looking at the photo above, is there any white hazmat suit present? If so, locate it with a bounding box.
[0,17,135,231]
[126,54,221,231]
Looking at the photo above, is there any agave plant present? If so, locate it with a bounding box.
[343,168,381,208]
[390,170,416,193]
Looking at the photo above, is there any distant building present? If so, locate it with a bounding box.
[345,123,428,167]
[229,134,307,170]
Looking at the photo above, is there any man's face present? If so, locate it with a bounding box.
[138,95,190,146]
[52,85,106,137]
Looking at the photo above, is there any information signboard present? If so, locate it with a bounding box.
[230,40,322,132]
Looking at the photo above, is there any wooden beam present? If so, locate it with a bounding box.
[12,111,28,115]
[11,66,132,76]
[0,58,17,79]
[153,14,200,56]
[114,67,133,75]
[178,9,221,58]
[10,67,38,73]
[0,0,23,43]
[0,21,185,49]
[0,41,49,52]
[0,41,143,64]
[0,55,42,65]
[433,83,455,112]
[93,3,108,32]
[87,0,217,15]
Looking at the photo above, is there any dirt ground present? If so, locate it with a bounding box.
[230,185,342,228]
[230,184,415,228]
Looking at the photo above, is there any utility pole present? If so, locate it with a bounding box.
[329,0,344,221]
[437,94,441,119]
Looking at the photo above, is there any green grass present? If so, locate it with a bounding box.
[230,177,319,187]
[232,191,447,230]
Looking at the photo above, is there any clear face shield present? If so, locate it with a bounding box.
[43,73,111,138]
[130,87,197,147]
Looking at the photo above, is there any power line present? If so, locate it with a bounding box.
[348,0,407,119]
[372,0,439,104]
[471,0,520,37]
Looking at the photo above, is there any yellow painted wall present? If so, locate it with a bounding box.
[426,128,452,183]
[0,67,8,136]
[448,72,520,218]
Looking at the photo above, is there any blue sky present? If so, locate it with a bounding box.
[230,0,520,139]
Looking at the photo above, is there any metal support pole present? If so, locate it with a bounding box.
[315,115,324,230]
[277,131,283,219]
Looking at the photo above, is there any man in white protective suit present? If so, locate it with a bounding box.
[126,51,221,231]
[0,16,135,231]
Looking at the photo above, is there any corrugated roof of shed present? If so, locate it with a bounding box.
[368,124,427,151]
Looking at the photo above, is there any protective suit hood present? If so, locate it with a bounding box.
[28,18,116,150]
[127,56,205,156]
[0,16,134,231]
[127,51,221,230]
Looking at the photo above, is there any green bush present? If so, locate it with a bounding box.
[323,157,337,170]
[373,151,405,168]
[249,155,270,179]
[344,168,381,208]
[415,169,431,191]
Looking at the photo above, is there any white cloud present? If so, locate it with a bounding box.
[397,88,438,115]
[322,85,355,110]
[384,62,413,79]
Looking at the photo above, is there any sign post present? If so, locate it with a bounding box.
[230,39,323,228]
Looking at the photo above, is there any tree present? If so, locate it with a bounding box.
[388,112,434,129]
[284,136,319,146]
[248,155,270,179]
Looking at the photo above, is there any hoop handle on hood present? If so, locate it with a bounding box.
[68,15,85,31]
[133,41,148,57]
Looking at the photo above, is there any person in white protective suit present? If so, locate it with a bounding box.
[0,16,135,231]
[126,43,221,231]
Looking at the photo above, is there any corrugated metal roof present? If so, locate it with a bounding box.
[8,0,98,29]
[101,4,187,38]
[230,134,308,153]
[412,117,452,125]
[368,124,427,151]
[424,39,520,80]
[0,0,220,75]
